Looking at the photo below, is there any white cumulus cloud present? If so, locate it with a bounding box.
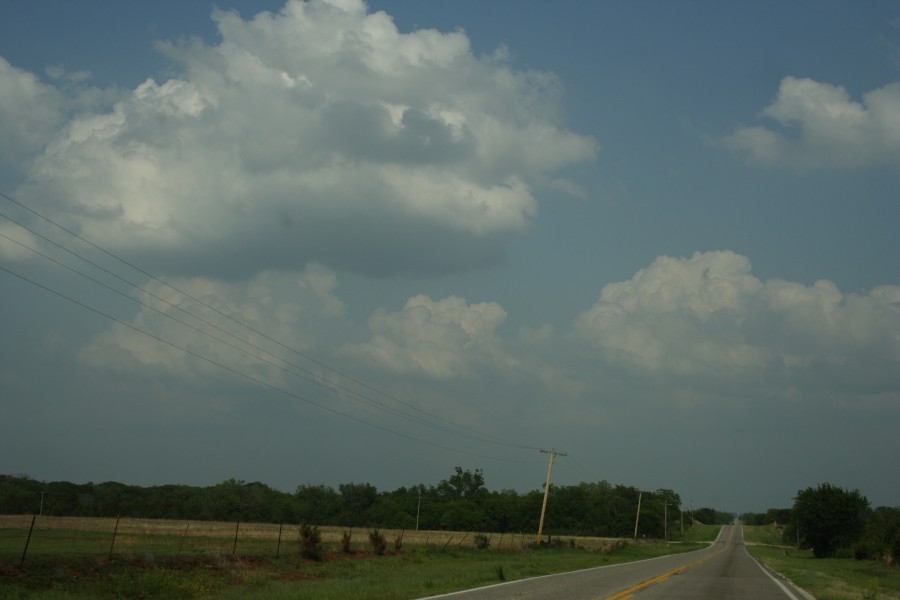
[79,266,346,386]
[723,76,900,169]
[344,294,513,380]
[9,0,596,279]
[0,57,63,168]
[574,251,900,399]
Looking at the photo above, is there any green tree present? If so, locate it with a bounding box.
[438,467,487,502]
[856,506,900,561]
[295,484,340,524]
[793,482,869,558]
[339,482,378,525]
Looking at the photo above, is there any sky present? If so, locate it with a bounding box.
[1,0,898,516]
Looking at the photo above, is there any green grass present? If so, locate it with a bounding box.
[669,523,722,544]
[0,538,706,599]
[743,526,900,600]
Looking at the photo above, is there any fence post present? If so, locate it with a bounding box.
[108,515,121,560]
[276,523,283,558]
[178,522,191,556]
[20,515,37,567]
[232,521,240,555]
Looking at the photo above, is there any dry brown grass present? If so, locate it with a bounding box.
[1,514,630,555]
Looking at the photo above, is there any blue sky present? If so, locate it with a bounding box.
[1,0,898,515]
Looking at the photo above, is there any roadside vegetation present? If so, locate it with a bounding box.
[0,470,695,540]
[0,464,725,600]
[0,522,706,599]
[741,482,900,600]
[745,527,900,600]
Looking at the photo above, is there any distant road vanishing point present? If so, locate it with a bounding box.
[418,525,813,600]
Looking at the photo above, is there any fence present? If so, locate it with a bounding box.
[0,515,625,566]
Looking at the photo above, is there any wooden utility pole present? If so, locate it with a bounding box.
[536,448,566,543]
[633,490,643,541]
[415,487,421,531]
[664,502,669,544]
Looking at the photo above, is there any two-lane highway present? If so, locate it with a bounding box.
[419,525,812,600]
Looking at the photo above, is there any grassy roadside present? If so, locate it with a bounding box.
[670,522,722,544]
[742,525,900,600]
[0,538,706,599]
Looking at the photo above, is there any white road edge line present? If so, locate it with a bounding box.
[741,527,814,600]
[416,529,724,600]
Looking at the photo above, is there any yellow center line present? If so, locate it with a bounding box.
[604,548,726,600]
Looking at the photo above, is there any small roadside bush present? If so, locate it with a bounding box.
[369,529,387,555]
[394,530,404,551]
[341,530,353,554]
[474,534,490,549]
[299,523,323,561]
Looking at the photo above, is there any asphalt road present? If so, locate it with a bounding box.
[418,525,813,600]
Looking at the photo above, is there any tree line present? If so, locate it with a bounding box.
[741,482,899,565]
[0,469,720,539]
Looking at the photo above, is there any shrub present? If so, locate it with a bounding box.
[394,530,404,551]
[368,529,387,555]
[299,523,323,561]
[853,541,871,561]
[473,534,490,549]
[793,483,869,558]
[341,530,353,554]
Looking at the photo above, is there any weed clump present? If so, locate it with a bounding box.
[369,529,387,555]
[341,530,353,554]
[299,524,323,561]
[474,534,490,549]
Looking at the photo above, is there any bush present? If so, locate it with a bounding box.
[473,533,490,549]
[299,523,323,561]
[341,530,353,554]
[793,483,869,558]
[368,529,387,555]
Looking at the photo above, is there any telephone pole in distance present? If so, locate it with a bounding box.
[536,448,567,544]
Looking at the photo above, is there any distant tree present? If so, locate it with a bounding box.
[793,482,869,558]
[855,506,900,562]
[339,482,377,525]
[295,484,340,524]
[438,467,487,502]
[766,508,792,526]
[439,499,488,531]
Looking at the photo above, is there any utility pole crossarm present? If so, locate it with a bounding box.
[536,448,567,544]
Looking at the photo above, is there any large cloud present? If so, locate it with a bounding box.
[8,0,596,279]
[75,251,900,415]
[574,251,900,402]
[343,294,514,380]
[723,76,900,169]
[79,265,346,387]
[0,57,63,168]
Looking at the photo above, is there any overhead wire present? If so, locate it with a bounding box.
[0,261,540,465]
[0,191,539,452]
[0,192,539,450]
[0,191,544,456]
[0,219,514,446]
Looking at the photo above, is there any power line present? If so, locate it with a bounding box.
[0,262,539,465]
[1,191,538,451]
[0,224,513,446]
[1,191,542,455]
